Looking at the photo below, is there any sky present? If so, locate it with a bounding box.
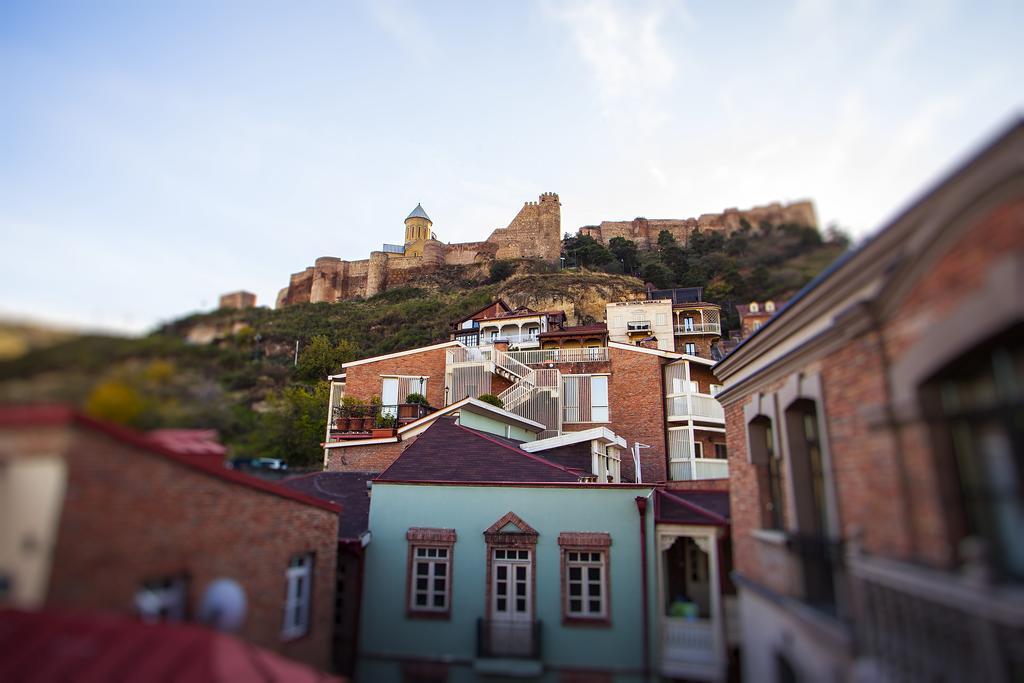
[1,0,1021,334]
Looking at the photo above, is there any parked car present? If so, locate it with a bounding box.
[227,457,288,471]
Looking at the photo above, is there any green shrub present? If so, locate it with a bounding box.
[405,392,429,405]
[477,393,504,408]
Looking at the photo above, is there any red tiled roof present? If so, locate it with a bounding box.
[376,417,583,483]
[0,609,343,682]
[147,429,228,457]
[0,405,339,514]
[654,489,730,526]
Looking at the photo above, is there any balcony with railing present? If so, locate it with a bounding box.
[475,618,543,675]
[673,322,722,336]
[505,347,609,366]
[328,402,432,439]
[665,393,725,422]
[668,458,729,480]
[850,547,1024,681]
[626,320,653,333]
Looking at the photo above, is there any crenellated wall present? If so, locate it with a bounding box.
[579,200,817,248]
[277,193,561,306]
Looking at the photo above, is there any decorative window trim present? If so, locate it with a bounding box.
[135,574,188,623]
[406,528,456,619]
[558,532,612,626]
[484,512,538,622]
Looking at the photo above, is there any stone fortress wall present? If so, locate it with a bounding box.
[274,195,818,307]
[578,200,817,248]
[277,193,562,306]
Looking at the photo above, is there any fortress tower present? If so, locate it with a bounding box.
[404,203,433,257]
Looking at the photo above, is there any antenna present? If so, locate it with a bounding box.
[632,442,651,484]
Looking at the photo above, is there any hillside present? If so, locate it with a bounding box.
[0,228,847,467]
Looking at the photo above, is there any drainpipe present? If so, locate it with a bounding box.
[636,496,651,680]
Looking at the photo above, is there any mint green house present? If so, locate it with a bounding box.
[353,409,733,682]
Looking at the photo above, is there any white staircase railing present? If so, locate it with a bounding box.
[493,349,531,382]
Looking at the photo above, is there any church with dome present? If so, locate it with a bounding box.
[276,192,562,306]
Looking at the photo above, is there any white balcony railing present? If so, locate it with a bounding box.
[505,347,609,365]
[662,618,720,678]
[673,323,721,335]
[488,333,540,346]
[665,394,725,421]
[669,458,729,481]
[627,320,653,332]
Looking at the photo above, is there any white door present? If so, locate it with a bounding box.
[491,548,532,656]
[381,377,399,418]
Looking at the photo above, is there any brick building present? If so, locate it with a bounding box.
[0,406,340,672]
[324,318,729,485]
[218,290,257,309]
[712,122,1024,681]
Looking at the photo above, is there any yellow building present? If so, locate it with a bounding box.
[404,203,433,257]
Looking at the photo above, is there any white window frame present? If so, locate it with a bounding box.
[693,441,704,459]
[410,545,451,613]
[565,550,608,619]
[563,374,610,423]
[684,342,697,355]
[710,384,723,396]
[282,553,313,640]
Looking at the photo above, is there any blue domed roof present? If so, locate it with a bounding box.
[406,203,431,222]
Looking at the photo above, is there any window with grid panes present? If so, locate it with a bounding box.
[565,550,607,618]
[410,546,450,612]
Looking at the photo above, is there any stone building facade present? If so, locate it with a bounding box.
[579,200,817,248]
[277,193,562,306]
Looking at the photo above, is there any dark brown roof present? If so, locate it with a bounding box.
[655,489,730,526]
[452,299,513,325]
[376,417,582,483]
[281,472,375,541]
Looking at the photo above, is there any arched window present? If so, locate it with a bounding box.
[765,301,776,313]
[748,416,784,530]
[921,323,1023,581]
[784,399,828,535]
[749,302,759,313]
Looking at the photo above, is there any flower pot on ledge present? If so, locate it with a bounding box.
[335,417,351,431]
[359,416,374,431]
[371,427,397,438]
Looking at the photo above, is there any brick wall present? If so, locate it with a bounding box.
[607,346,668,483]
[342,347,450,410]
[41,425,338,670]
[326,436,418,473]
[721,196,1024,596]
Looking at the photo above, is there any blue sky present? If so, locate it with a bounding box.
[1,0,1020,333]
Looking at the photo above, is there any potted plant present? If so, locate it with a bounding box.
[362,397,381,431]
[478,393,505,409]
[333,405,350,431]
[339,396,366,431]
[400,392,429,419]
[372,412,397,438]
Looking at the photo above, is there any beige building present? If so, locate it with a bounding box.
[605,300,674,351]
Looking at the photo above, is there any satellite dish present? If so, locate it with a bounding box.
[198,578,247,632]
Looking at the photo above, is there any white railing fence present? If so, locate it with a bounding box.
[669,458,729,481]
[663,618,717,667]
[506,347,609,365]
[665,394,725,421]
[673,322,722,335]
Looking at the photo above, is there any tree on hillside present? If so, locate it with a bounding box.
[84,379,146,426]
[562,234,614,268]
[608,237,640,274]
[296,335,358,382]
[642,262,674,288]
[243,381,329,468]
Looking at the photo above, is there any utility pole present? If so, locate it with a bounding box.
[294,340,300,366]
[632,442,650,484]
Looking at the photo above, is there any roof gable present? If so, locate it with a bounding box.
[375,418,581,484]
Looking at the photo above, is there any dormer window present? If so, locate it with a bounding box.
[765,301,775,313]
[749,302,760,313]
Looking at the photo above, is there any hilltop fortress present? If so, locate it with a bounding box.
[275,195,817,306]
[578,200,817,248]
[276,193,563,306]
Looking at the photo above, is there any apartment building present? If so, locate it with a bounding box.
[713,122,1024,681]
[323,324,729,485]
